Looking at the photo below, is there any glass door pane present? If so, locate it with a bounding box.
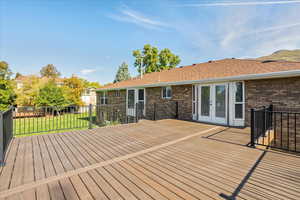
[127,90,135,109]
[137,89,145,117]
[138,89,144,101]
[235,82,244,119]
[215,85,226,118]
[201,86,210,116]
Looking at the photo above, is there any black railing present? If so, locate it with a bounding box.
[96,104,126,125]
[251,105,300,153]
[1,107,14,164]
[13,105,92,135]
[8,101,180,137]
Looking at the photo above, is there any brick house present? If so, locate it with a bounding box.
[96,59,300,127]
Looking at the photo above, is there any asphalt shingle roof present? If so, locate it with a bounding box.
[99,59,300,90]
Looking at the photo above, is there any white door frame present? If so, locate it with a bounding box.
[212,83,228,125]
[126,88,146,117]
[198,84,213,122]
[195,82,244,126]
[228,82,245,127]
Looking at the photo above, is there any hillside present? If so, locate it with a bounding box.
[258,49,300,62]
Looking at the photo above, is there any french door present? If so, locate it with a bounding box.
[194,82,245,126]
[197,84,228,125]
[127,88,145,117]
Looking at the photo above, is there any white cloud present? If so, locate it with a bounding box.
[171,3,300,59]
[178,1,300,7]
[221,22,300,47]
[108,7,170,30]
[80,69,97,75]
[219,5,300,57]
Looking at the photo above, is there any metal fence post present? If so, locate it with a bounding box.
[0,113,4,165]
[175,101,179,119]
[269,104,273,128]
[153,103,156,121]
[250,108,255,147]
[262,106,266,136]
[135,103,138,123]
[88,104,93,129]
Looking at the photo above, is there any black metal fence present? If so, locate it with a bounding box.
[1,101,180,138]
[13,105,93,135]
[0,107,14,164]
[251,105,300,153]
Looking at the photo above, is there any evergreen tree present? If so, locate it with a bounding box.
[114,62,131,83]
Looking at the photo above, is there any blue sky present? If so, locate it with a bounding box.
[1,0,300,84]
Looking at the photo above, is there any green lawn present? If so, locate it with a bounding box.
[13,112,99,137]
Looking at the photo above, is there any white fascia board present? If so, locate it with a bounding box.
[96,70,300,91]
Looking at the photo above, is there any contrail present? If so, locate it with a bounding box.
[178,1,300,7]
[249,22,300,34]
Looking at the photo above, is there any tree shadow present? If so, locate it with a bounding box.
[78,116,99,125]
[219,151,267,200]
[201,128,251,147]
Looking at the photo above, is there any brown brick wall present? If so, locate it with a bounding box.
[245,77,300,126]
[145,85,193,121]
[96,84,193,123]
[96,90,127,123]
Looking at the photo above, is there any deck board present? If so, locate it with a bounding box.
[0,119,300,200]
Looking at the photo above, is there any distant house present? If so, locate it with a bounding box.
[81,87,97,105]
[15,75,95,106]
[15,77,24,89]
[97,58,300,126]
[15,75,64,89]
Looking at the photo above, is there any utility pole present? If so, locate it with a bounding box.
[140,59,143,79]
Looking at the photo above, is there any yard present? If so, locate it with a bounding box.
[13,112,96,136]
[0,119,299,200]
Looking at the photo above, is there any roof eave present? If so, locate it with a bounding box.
[96,70,300,91]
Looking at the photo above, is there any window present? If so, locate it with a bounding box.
[100,92,108,105]
[115,90,120,97]
[162,86,172,99]
[234,82,244,119]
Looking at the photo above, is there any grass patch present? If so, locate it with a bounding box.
[13,112,99,137]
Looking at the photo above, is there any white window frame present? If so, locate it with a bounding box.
[115,90,120,97]
[233,82,245,120]
[100,92,108,105]
[162,86,172,99]
[192,85,199,120]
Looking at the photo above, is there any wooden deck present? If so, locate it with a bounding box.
[0,119,299,200]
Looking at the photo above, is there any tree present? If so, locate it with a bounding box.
[158,48,181,70]
[0,79,15,110]
[0,61,15,110]
[40,64,61,78]
[15,75,47,106]
[114,62,131,83]
[15,72,22,79]
[62,75,85,106]
[0,61,12,80]
[87,81,101,89]
[36,81,69,108]
[132,44,181,74]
